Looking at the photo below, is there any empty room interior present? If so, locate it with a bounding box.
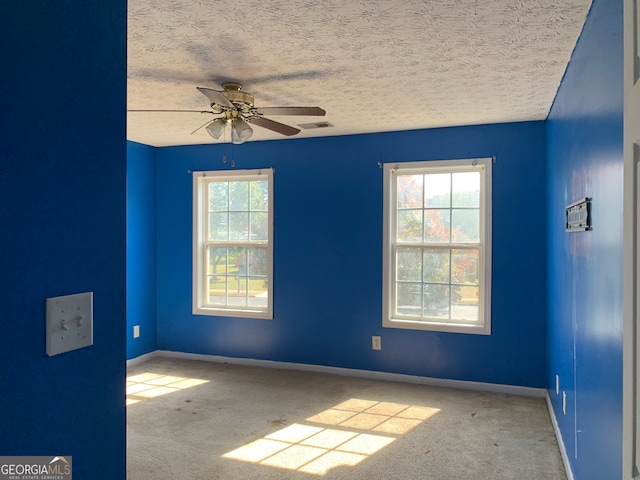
[2,0,635,479]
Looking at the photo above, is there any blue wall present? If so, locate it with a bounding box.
[127,142,158,359]
[546,0,624,478]
[0,1,127,479]
[154,121,548,387]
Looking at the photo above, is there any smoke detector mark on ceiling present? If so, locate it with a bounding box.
[298,121,334,129]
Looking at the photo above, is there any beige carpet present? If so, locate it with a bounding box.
[127,357,566,480]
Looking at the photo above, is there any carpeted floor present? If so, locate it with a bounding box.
[127,357,567,480]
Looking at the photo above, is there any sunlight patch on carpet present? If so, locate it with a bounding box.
[126,372,209,404]
[222,398,440,476]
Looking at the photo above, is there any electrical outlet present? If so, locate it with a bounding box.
[562,391,567,415]
[555,375,560,395]
[372,336,381,350]
[133,325,140,338]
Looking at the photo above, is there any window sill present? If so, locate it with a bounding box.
[193,306,273,320]
[383,318,490,335]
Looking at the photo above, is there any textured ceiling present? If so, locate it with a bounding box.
[127,0,592,147]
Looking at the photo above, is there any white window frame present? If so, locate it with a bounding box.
[382,158,492,334]
[193,168,273,319]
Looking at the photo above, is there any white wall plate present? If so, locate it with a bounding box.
[46,292,94,356]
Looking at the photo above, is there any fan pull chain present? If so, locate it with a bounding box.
[231,141,235,167]
[222,128,228,164]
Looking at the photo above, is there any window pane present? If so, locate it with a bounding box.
[208,247,228,275]
[228,277,248,306]
[248,247,268,277]
[396,283,422,317]
[250,212,268,241]
[451,209,479,243]
[452,172,480,207]
[451,285,479,321]
[229,181,249,211]
[209,212,228,241]
[424,209,450,242]
[423,284,450,319]
[397,210,423,242]
[424,173,451,207]
[229,212,249,241]
[249,278,268,308]
[230,248,247,276]
[208,182,228,211]
[397,175,423,209]
[207,275,227,306]
[397,248,421,281]
[250,180,268,211]
[423,248,450,283]
[452,249,479,285]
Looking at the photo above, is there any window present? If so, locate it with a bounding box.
[383,159,491,334]
[193,168,273,319]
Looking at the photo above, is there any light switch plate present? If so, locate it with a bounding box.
[46,292,94,356]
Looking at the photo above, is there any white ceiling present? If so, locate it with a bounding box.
[127,0,592,147]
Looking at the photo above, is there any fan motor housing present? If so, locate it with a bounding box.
[222,82,254,110]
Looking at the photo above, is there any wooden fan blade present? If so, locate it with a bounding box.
[127,109,214,113]
[253,107,326,116]
[196,87,233,108]
[248,116,301,136]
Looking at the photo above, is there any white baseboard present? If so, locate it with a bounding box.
[546,393,574,480]
[141,349,546,398]
[127,351,158,368]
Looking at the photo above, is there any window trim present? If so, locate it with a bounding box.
[382,158,492,334]
[192,168,274,319]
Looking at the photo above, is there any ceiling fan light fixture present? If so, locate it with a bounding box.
[205,118,226,140]
[231,118,253,144]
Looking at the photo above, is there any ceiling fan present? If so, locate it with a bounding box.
[129,82,326,144]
